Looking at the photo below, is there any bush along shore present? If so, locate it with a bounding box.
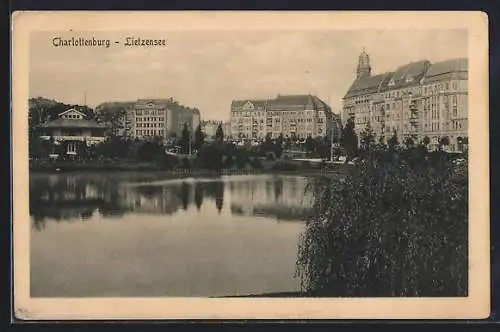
[29,148,354,176]
[295,143,468,297]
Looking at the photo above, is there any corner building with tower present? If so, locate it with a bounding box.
[342,49,468,152]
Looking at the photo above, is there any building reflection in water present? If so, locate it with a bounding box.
[30,174,320,230]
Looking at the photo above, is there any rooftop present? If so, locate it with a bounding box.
[344,72,394,99]
[422,58,468,84]
[134,98,200,114]
[232,94,333,113]
[344,57,468,98]
[231,99,267,109]
[39,118,109,129]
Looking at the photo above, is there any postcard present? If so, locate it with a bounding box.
[12,11,490,320]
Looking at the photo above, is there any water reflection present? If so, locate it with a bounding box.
[29,173,337,297]
[29,174,317,230]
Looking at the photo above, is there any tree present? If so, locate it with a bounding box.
[438,136,450,151]
[196,144,222,170]
[265,132,272,143]
[194,124,205,151]
[360,122,375,151]
[296,148,468,297]
[340,118,358,163]
[215,123,224,144]
[284,136,292,150]
[422,136,430,147]
[460,137,469,153]
[179,123,190,154]
[403,136,415,149]
[305,135,314,153]
[94,102,132,136]
[277,133,284,148]
[387,130,399,151]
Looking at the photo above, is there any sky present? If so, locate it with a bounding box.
[29,29,467,121]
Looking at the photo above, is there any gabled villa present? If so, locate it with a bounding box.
[38,108,109,157]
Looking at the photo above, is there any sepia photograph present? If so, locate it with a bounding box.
[12,11,489,319]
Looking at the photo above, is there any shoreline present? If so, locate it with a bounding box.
[29,163,353,178]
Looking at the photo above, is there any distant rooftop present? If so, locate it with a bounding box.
[232,94,333,113]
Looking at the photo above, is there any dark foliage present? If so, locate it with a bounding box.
[296,146,468,297]
[179,123,190,154]
[340,118,358,162]
[196,144,223,170]
[215,123,224,143]
[194,125,205,151]
[249,158,263,169]
[271,161,298,171]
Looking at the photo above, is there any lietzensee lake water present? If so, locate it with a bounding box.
[29,173,323,297]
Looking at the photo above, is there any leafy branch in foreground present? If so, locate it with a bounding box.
[296,147,468,297]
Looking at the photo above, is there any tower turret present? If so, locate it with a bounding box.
[356,47,371,79]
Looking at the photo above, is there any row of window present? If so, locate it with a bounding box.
[62,114,83,119]
[231,110,324,117]
[351,95,460,116]
[136,123,166,128]
[135,130,165,136]
[237,117,324,124]
[136,117,165,122]
[135,109,166,116]
[421,120,466,132]
[349,82,462,106]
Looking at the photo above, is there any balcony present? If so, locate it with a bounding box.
[40,135,107,145]
[409,116,419,125]
[409,101,418,110]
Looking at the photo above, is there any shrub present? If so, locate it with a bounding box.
[296,149,468,297]
[196,144,222,170]
[271,161,298,171]
[181,157,191,169]
[249,158,263,169]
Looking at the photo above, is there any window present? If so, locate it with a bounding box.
[66,142,77,155]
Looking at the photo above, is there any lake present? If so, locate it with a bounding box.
[29,172,325,297]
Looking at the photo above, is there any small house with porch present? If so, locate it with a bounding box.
[38,108,108,158]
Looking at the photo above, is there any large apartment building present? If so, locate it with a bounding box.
[230,94,340,141]
[342,49,468,152]
[125,98,201,140]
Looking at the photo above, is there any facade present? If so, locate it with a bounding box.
[38,108,108,156]
[168,105,200,138]
[128,99,169,140]
[230,94,340,141]
[342,49,468,152]
[126,98,201,140]
[201,120,222,139]
[201,120,230,141]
